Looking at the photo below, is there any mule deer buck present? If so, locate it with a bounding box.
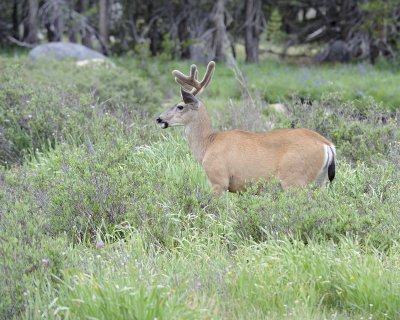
[156,61,336,196]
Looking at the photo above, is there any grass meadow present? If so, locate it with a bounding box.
[1,52,400,319]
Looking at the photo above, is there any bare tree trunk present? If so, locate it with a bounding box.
[178,0,192,59]
[46,22,55,42]
[244,0,262,63]
[99,0,109,48]
[69,29,77,42]
[82,30,93,48]
[54,16,63,41]
[149,23,162,56]
[25,0,38,44]
[12,0,19,40]
[126,0,139,47]
[23,0,29,40]
[80,0,93,48]
[210,0,227,61]
[45,2,63,42]
[147,2,161,56]
[68,3,77,43]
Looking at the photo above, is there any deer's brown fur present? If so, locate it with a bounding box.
[156,61,336,196]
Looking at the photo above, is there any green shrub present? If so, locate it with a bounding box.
[0,57,161,166]
[0,174,69,319]
[287,94,399,163]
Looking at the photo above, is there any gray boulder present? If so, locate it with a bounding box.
[267,103,288,115]
[314,40,351,64]
[29,42,105,62]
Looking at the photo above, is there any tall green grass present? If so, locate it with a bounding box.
[22,233,400,319]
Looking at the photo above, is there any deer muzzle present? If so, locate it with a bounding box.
[156,117,169,129]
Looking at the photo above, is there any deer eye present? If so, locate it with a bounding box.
[177,105,184,110]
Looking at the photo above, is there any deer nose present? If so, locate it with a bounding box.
[156,117,162,123]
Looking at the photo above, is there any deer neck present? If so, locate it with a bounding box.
[184,104,214,163]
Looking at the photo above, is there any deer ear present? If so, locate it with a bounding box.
[181,88,199,107]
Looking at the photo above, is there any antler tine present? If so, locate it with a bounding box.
[172,64,201,93]
[173,64,201,92]
[190,64,198,82]
[172,61,216,96]
[195,61,215,95]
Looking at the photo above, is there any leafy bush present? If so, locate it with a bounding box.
[229,161,400,248]
[0,57,161,166]
[0,173,68,319]
[287,94,399,163]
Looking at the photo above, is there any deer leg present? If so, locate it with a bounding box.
[210,182,228,197]
[203,163,229,197]
[207,172,229,197]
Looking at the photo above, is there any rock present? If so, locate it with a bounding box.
[267,103,288,114]
[314,40,351,64]
[305,8,317,20]
[29,42,106,62]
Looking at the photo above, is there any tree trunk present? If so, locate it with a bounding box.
[210,0,227,61]
[149,23,162,56]
[126,0,139,47]
[178,0,192,59]
[25,0,38,44]
[69,29,77,43]
[12,0,19,40]
[147,1,160,56]
[54,16,63,41]
[46,22,55,42]
[80,0,93,48]
[68,8,77,43]
[244,0,262,63]
[23,0,29,40]
[46,2,63,42]
[99,0,109,47]
[82,30,93,48]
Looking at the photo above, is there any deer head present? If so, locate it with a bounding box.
[156,61,215,129]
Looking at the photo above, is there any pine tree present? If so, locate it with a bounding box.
[267,8,285,44]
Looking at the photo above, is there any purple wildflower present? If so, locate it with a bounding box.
[96,241,105,248]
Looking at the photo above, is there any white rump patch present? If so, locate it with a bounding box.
[316,144,336,187]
